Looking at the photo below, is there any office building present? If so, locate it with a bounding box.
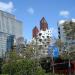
[7,35,15,52]
[0,10,22,58]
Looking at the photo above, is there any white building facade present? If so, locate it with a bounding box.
[37,29,52,57]
[0,10,22,57]
[32,17,53,58]
[58,19,75,43]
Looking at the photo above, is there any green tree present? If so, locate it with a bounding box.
[0,58,3,74]
[2,58,46,75]
[60,21,75,60]
[25,45,35,59]
[55,39,64,51]
[63,21,75,40]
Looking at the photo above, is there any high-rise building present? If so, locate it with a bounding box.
[0,10,22,58]
[58,20,66,42]
[32,17,52,58]
[7,35,15,52]
[58,19,75,45]
[16,37,25,55]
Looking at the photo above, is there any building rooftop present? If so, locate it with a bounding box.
[59,18,75,25]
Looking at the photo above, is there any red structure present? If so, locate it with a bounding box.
[40,17,48,31]
[32,26,39,38]
[32,17,48,38]
[53,60,75,75]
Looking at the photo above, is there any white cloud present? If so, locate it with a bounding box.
[72,18,75,22]
[27,8,34,15]
[60,10,70,17]
[59,20,65,24]
[0,1,15,13]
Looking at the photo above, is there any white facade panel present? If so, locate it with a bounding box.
[0,10,23,58]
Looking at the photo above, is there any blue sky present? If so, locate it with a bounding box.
[0,0,75,41]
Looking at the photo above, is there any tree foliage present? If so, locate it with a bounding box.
[25,45,35,58]
[63,21,75,40]
[2,58,46,75]
[55,39,64,51]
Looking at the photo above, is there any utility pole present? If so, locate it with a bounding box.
[68,51,71,75]
[52,56,55,75]
[66,42,71,75]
